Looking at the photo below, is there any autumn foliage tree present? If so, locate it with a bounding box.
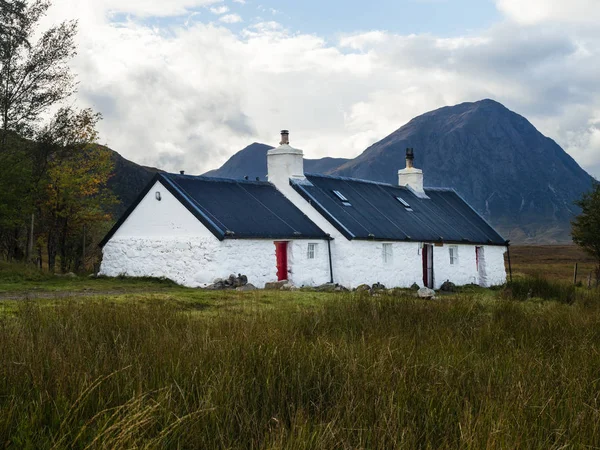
[37,108,116,272]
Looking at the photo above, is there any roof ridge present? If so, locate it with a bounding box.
[164,172,272,186]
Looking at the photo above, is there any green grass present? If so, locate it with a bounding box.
[1,289,600,449]
[0,261,183,294]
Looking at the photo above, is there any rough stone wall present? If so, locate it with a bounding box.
[330,240,422,289]
[433,244,479,288]
[100,238,331,288]
[287,240,332,286]
[481,245,508,287]
[432,244,506,288]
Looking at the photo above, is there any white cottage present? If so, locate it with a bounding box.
[99,131,508,289]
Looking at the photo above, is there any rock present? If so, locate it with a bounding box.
[213,278,225,285]
[64,272,77,279]
[88,273,97,278]
[280,281,296,291]
[334,285,350,292]
[355,284,371,293]
[227,274,236,287]
[265,280,289,290]
[236,283,257,291]
[410,283,420,291]
[440,280,457,292]
[372,282,386,291]
[417,287,436,299]
[316,283,337,292]
[237,274,248,287]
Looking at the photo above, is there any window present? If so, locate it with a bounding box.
[395,196,413,211]
[307,243,318,259]
[333,190,352,207]
[382,243,393,264]
[449,246,458,265]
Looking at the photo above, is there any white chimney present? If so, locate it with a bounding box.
[398,148,424,194]
[267,130,304,186]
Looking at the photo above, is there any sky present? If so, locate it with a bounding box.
[40,0,600,177]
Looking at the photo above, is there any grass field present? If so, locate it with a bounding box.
[508,245,597,282]
[0,247,599,448]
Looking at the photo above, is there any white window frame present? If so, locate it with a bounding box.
[307,243,318,260]
[382,243,393,264]
[449,245,459,265]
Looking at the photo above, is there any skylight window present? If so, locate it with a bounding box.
[333,190,348,201]
[396,196,413,211]
[333,190,352,207]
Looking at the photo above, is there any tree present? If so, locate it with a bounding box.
[571,181,600,283]
[0,0,79,262]
[0,0,77,148]
[36,107,116,272]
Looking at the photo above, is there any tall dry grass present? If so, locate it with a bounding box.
[1,292,600,448]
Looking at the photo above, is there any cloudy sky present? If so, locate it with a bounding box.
[42,0,600,177]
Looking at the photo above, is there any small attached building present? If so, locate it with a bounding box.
[99,131,508,289]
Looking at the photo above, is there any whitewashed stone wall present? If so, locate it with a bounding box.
[432,244,506,288]
[100,238,331,288]
[480,245,508,287]
[330,240,422,289]
[288,240,331,287]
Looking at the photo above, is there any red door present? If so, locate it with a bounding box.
[275,242,288,281]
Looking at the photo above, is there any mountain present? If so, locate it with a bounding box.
[330,99,594,243]
[204,143,350,180]
[104,146,162,215]
[204,100,595,243]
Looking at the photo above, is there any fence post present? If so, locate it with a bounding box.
[573,263,578,285]
[587,272,592,289]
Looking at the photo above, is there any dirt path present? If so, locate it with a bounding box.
[0,290,164,301]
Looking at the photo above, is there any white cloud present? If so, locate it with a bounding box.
[219,14,243,23]
[37,0,600,179]
[210,5,229,14]
[496,0,600,24]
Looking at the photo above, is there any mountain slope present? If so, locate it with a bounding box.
[204,143,349,180]
[331,99,594,242]
[104,146,162,215]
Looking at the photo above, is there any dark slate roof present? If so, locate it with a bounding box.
[291,174,507,245]
[100,173,329,246]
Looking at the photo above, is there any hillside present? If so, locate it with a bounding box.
[330,100,594,242]
[104,146,162,214]
[204,143,349,180]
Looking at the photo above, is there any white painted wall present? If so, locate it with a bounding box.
[432,244,508,288]
[100,237,331,288]
[288,240,331,286]
[480,245,508,287]
[112,181,215,239]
